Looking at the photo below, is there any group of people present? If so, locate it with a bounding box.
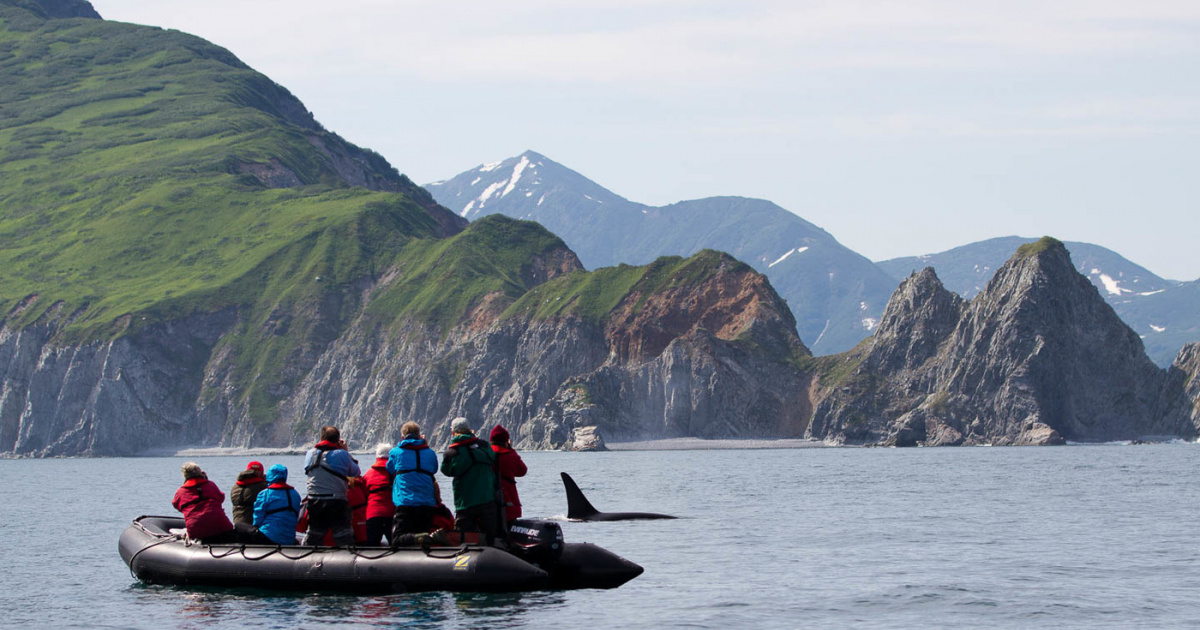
[171,418,527,548]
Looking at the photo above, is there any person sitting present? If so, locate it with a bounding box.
[171,462,238,544]
[490,425,528,523]
[348,475,369,545]
[302,426,361,547]
[440,417,501,544]
[251,464,302,546]
[431,480,456,532]
[230,461,267,525]
[363,443,396,546]
[387,422,438,546]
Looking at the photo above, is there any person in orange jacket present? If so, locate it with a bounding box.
[489,425,527,522]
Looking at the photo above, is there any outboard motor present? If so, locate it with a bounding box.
[507,519,564,568]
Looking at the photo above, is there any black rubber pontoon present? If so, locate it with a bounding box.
[119,516,642,593]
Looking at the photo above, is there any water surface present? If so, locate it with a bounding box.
[3,444,1198,629]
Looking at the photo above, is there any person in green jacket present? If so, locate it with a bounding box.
[440,417,502,544]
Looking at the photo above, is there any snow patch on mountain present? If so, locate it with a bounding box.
[769,246,809,268]
[479,161,503,172]
[1150,324,1167,333]
[501,155,532,198]
[861,317,879,331]
[1097,273,1131,296]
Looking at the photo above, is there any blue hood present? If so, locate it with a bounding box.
[265,464,288,484]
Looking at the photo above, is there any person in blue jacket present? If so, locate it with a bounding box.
[252,464,302,545]
[387,421,439,546]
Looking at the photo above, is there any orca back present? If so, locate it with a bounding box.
[561,472,601,520]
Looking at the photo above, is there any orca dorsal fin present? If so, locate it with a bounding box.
[561,472,600,520]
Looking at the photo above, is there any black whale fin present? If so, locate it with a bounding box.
[561,472,601,520]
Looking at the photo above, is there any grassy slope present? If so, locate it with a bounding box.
[0,6,433,336]
[503,249,751,324]
[0,5,457,422]
[366,215,572,333]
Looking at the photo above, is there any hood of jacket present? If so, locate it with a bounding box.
[265,464,288,485]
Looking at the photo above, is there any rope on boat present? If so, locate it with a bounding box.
[126,537,179,579]
[424,546,476,559]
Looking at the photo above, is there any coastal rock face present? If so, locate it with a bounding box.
[0,310,235,456]
[1156,343,1200,437]
[276,252,811,451]
[809,239,1173,446]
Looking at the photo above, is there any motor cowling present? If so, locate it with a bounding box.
[507,519,564,568]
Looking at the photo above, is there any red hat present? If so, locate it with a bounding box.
[489,425,510,444]
[247,461,264,472]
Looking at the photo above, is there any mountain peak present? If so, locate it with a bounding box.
[1014,236,1067,260]
[425,150,632,221]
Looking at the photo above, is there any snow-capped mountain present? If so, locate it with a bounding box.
[426,151,898,355]
[878,236,1197,366]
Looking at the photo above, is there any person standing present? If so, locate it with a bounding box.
[387,422,438,545]
[230,461,267,525]
[440,417,501,543]
[302,426,361,547]
[171,462,238,544]
[363,443,396,546]
[251,464,302,545]
[489,425,527,523]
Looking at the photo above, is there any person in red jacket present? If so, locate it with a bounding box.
[363,443,395,546]
[490,425,528,523]
[347,476,369,545]
[171,462,238,544]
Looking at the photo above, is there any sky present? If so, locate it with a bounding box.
[93,1,1200,280]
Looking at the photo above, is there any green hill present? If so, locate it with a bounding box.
[0,1,808,449]
[0,1,468,421]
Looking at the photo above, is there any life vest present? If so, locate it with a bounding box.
[305,443,350,480]
[263,483,299,517]
[395,442,436,478]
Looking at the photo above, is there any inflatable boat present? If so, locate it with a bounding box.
[120,515,642,593]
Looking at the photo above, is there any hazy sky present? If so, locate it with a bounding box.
[94,1,1200,280]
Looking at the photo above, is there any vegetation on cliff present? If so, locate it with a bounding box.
[0,3,457,424]
[504,249,753,323]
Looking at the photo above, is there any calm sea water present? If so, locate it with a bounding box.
[3,444,1199,629]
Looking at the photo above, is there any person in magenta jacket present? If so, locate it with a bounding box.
[490,425,528,522]
[171,462,238,544]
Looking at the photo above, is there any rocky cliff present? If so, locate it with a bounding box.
[275,248,811,451]
[807,238,1191,446]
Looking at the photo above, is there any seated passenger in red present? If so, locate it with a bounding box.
[348,476,369,545]
[172,462,238,544]
[432,480,455,532]
[363,443,396,546]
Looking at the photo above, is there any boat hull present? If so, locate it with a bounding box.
[119,516,643,593]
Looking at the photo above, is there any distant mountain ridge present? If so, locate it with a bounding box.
[878,237,1198,366]
[426,151,898,355]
